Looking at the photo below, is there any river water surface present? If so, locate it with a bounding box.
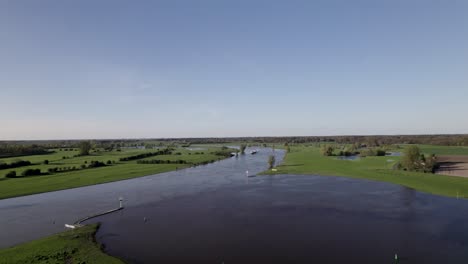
[2,148,468,263]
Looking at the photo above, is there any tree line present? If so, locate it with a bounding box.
[0,144,50,158]
[0,160,32,170]
[119,148,172,161]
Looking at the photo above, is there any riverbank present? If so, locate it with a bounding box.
[0,224,124,264]
[0,146,234,200]
[265,145,468,198]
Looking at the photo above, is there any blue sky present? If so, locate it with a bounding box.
[1,0,467,140]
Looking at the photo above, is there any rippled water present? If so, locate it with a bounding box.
[93,175,468,263]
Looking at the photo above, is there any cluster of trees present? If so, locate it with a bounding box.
[320,144,388,157]
[87,160,107,168]
[137,159,188,165]
[5,168,45,178]
[192,160,217,166]
[119,148,172,161]
[320,145,335,156]
[5,171,17,178]
[78,141,92,156]
[359,148,386,157]
[212,150,234,157]
[0,160,32,170]
[400,146,438,173]
[0,144,50,158]
[21,169,43,177]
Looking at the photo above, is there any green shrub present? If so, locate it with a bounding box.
[5,171,17,178]
[21,169,42,177]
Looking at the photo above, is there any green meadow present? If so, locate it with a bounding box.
[414,144,468,156]
[266,145,468,198]
[0,146,231,200]
[0,224,123,264]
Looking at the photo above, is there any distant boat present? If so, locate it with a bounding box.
[250,150,258,155]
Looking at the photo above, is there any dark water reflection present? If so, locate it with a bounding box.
[93,175,468,264]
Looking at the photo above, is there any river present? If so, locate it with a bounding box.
[2,148,468,263]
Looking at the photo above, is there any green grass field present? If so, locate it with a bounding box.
[266,145,468,198]
[0,146,231,200]
[415,144,468,156]
[0,224,124,264]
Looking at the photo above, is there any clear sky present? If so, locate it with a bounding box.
[1,0,467,140]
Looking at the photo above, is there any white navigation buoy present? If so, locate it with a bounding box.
[246,170,249,177]
[119,197,124,208]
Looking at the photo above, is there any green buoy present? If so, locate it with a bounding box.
[395,253,399,263]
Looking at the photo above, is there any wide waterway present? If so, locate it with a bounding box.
[2,148,468,263]
[0,148,283,248]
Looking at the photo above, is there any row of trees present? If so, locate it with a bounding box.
[4,134,468,152]
[119,148,172,161]
[0,160,32,170]
[137,159,188,165]
[319,144,387,157]
[5,169,42,178]
[0,144,50,158]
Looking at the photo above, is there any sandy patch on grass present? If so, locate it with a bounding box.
[436,155,468,177]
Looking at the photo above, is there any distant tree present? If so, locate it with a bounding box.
[5,171,16,178]
[78,141,92,156]
[320,145,334,156]
[286,146,291,153]
[268,155,276,169]
[376,149,386,156]
[240,144,247,155]
[106,160,112,165]
[401,145,421,171]
[21,169,42,177]
[43,160,49,165]
[425,154,438,172]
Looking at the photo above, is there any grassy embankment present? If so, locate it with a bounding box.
[0,224,124,264]
[0,146,232,200]
[266,144,468,198]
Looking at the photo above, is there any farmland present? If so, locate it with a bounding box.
[0,145,233,200]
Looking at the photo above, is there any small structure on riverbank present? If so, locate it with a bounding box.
[65,197,125,229]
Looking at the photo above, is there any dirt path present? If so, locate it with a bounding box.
[436,155,468,177]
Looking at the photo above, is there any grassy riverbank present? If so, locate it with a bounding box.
[0,146,233,200]
[0,224,123,264]
[266,145,468,198]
